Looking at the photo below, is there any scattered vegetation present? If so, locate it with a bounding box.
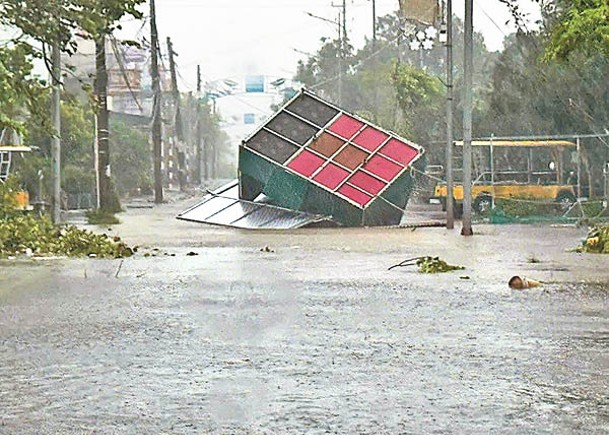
[86,209,120,225]
[577,225,609,254]
[1,178,132,259]
[389,256,465,273]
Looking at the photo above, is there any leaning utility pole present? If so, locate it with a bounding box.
[51,42,61,224]
[445,0,455,229]
[461,0,474,236]
[150,0,163,203]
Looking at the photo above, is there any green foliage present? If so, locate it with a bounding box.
[0,43,50,132]
[0,0,145,130]
[544,0,609,60]
[15,97,96,200]
[416,257,465,274]
[109,119,152,195]
[0,1,145,51]
[391,63,444,139]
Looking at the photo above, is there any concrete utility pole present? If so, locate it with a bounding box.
[461,0,474,236]
[167,37,183,142]
[150,0,163,203]
[372,0,376,43]
[445,0,455,229]
[94,36,114,212]
[338,11,343,106]
[51,42,61,224]
[342,0,347,44]
[195,65,203,185]
[167,36,186,189]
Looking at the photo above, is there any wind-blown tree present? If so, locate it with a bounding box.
[0,0,144,129]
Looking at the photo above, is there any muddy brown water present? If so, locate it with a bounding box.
[1,199,608,433]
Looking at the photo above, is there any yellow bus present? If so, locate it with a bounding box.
[432,140,578,214]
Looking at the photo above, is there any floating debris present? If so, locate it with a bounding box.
[388,256,465,273]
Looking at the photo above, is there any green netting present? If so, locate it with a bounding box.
[475,197,609,225]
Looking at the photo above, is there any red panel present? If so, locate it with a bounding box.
[352,127,389,152]
[348,171,386,195]
[287,150,325,177]
[313,163,350,190]
[363,155,403,182]
[380,139,419,166]
[328,114,364,140]
[338,184,373,207]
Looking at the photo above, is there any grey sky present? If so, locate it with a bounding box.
[121,0,541,91]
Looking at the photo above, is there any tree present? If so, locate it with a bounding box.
[541,0,609,60]
[0,1,144,129]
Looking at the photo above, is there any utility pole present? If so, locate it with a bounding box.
[445,0,455,229]
[195,65,203,185]
[338,11,343,106]
[340,0,346,106]
[150,0,163,203]
[372,0,376,43]
[342,0,347,44]
[167,37,183,142]
[51,42,61,224]
[167,36,185,189]
[461,0,474,236]
[331,0,347,106]
[94,36,116,212]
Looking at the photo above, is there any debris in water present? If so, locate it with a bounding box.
[388,256,464,273]
[508,275,541,289]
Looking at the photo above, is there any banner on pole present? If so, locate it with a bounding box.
[398,0,440,25]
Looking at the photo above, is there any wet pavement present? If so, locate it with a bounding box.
[1,196,608,433]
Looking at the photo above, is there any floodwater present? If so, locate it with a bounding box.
[0,198,608,433]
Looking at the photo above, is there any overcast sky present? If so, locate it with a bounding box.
[120,0,542,91]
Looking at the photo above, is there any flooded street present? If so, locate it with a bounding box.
[1,199,608,433]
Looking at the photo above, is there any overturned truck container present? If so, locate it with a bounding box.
[179,89,425,228]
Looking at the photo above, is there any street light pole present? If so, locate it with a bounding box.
[461,0,474,236]
[51,41,61,224]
